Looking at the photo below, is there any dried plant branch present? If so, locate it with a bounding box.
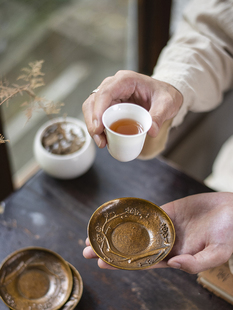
[0,60,45,104]
[0,134,9,144]
[0,60,65,142]
[0,61,83,155]
[0,60,64,119]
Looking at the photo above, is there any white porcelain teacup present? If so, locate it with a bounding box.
[102,103,152,162]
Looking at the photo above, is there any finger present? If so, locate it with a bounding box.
[98,259,169,270]
[167,244,232,274]
[92,72,137,133]
[82,96,96,137]
[98,259,118,270]
[91,77,117,134]
[148,100,172,139]
[148,82,183,137]
[83,244,118,269]
[83,246,98,259]
[147,119,160,137]
[93,132,107,149]
[146,260,169,269]
[82,78,117,141]
[83,96,107,148]
[84,238,115,267]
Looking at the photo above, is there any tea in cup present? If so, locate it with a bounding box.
[102,103,152,162]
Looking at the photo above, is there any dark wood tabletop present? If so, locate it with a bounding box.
[0,147,231,310]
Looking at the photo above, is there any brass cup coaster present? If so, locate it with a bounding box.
[88,197,175,270]
[0,247,73,310]
[60,262,83,310]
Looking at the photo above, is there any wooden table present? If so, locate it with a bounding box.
[0,147,231,310]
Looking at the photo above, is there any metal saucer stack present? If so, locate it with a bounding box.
[0,247,83,310]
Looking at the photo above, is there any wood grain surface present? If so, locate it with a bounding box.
[0,147,230,310]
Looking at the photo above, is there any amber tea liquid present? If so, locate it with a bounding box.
[109,118,144,135]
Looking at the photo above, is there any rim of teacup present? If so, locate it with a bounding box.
[102,103,152,138]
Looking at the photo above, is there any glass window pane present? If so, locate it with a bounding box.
[0,0,131,187]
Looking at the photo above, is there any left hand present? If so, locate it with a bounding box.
[83,192,233,273]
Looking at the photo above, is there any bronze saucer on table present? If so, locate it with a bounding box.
[60,262,83,310]
[0,247,73,310]
[88,197,175,270]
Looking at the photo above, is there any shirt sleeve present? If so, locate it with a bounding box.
[152,0,233,127]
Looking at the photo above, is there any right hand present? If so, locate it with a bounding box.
[82,70,183,148]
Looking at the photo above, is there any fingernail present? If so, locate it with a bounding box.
[93,134,102,148]
[169,262,181,269]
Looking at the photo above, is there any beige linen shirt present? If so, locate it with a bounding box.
[140,0,233,159]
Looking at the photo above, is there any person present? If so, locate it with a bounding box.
[82,0,233,274]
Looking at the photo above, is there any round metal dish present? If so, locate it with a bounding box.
[88,197,175,270]
[0,247,73,310]
[60,263,83,310]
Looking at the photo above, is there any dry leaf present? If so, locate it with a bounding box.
[0,134,9,144]
[0,60,65,121]
[0,60,66,144]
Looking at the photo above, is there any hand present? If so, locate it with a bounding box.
[82,70,183,148]
[83,192,233,274]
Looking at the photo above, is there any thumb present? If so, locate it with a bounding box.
[167,244,232,274]
[147,118,160,137]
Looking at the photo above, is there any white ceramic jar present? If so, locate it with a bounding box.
[34,117,96,179]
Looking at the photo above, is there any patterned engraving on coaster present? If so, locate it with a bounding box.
[93,206,172,268]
